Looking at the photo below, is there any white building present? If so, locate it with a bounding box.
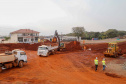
[10,29,39,43]
[44,36,81,42]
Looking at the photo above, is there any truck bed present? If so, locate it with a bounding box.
[0,53,15,63]
[48,46,58,51]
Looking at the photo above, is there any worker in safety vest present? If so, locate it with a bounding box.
[84,46,86,51]
[94,57,98,71]
[102,58,106,71]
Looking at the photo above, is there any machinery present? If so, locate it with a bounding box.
[104,43,122,57]
[52,30,66,50]
[37,30,66,56]
[38,45,58,56]
[0,49,27,72]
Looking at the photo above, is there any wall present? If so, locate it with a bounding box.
[10,34,18,43]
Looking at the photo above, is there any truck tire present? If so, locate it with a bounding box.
[0,67,2,72]
[114,53,118,58]
[19,61,24,68]
[13,60,18,67]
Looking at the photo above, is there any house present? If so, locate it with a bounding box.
[10,29,40,43]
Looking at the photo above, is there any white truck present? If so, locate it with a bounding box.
[37,45,58,56]
[0,49,27,72]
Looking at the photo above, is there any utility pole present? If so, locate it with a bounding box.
[32,30,33,43]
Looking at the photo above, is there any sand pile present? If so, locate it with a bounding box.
[65,41,82,51]
[85,43,108,53]
[0,43,41,52]
[118,41,126,54]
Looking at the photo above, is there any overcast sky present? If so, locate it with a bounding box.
[0,0,126,36]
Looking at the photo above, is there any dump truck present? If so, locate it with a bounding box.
[0,49,27,72]
[104,43,122,57]
[38,45,58,56]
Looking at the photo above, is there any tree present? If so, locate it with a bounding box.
[118,31,126,36]
[94,32,100,38]
[4,36,10,41]
[105,29,118,38]
[72,27,85,40]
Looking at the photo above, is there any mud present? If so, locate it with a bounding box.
[0,41,126,84]
[65,41,82,51]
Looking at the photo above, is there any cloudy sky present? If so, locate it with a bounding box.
[0,0,126,36]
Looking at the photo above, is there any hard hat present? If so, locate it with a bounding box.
[96,57,98,59]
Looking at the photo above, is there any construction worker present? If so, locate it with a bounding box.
[83,46,86,51]
[102,58,106,71]
[94,57,98,71]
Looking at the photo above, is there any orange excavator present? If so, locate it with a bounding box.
[52,30,61,50]
[52,30,66,50]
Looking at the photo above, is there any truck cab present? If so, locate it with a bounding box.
[13,51,27,63]
[0,49,27,72]
[38,45,49,56]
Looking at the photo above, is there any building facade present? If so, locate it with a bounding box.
[10,29,39,43]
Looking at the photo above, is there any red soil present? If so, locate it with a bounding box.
[0,50,125,84]
[65,41,82,51]
[118,41,126,54]
[0,41,126,83]
[85,43,108,53]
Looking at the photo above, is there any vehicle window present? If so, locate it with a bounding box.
[20,52,26,55]
[38,47,48,50]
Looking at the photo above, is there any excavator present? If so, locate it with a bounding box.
[52,30,65,50]
[104,43,122,57]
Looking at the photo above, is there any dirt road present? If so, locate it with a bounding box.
[0,50,125,84]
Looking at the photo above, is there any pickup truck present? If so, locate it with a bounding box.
[0,49,27,72]
[37,45,58,56]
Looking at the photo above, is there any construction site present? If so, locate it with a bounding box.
[0,38,126,84]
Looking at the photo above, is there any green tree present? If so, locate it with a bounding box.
[94,32,100,38]
[105,29,118,38]
[118,31,126,36]
[4,36,10,41]
[72,27,85,39]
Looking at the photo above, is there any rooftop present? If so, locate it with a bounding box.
[10,29,40,34]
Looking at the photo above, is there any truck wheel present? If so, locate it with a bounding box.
[0,67,2,72]
[114,53,118,58]
[47,53,49,57]
[19,61,24,68]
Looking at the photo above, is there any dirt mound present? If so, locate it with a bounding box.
[0,46,9,53]
[0,43,41,52]
[85,43,108,53]
[44,40,52,43]
[118,41,126,54]
[84,41,126,54]
[65,41,82,51]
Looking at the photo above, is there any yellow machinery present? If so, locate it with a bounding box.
[104,43,122,57]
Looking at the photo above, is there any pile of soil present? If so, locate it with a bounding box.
[0,46,9,53]
[118,41,126,54]
[85,43,108,53]
[0,43,41,52]
[0,41,58,53]
[65,41,82,51]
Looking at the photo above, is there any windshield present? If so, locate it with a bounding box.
[20,52,26,55]
[38,47,48,50]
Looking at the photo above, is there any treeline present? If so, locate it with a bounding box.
[66,28,126,40]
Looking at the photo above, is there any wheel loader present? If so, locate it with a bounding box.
[104,43,122,57]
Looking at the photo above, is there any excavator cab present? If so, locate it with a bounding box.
[52,37,57,43]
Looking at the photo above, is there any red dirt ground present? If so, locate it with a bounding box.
[0,50,125,84]
[0,41,126,84]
